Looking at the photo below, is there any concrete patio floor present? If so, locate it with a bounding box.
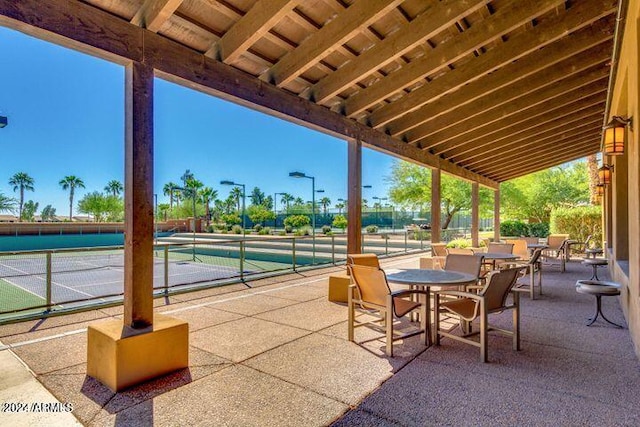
[0,253,638,426]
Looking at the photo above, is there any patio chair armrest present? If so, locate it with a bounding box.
[391,289,429,298]
[432,290,483,301]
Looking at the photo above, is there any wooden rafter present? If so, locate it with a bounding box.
[262,0,404,87]
[131,0,184,33]
[343,0,565,117]
[206,0,301,64]
[309,0,489,104]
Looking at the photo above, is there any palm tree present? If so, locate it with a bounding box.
[163,182,179,210]
[104,180,123,197]
[180,169,194,187]
[184,178,203,216]
[230,186,243,212]
[199,187,217,225]
[0,192,16,214]
[59,175,85,221]
[281,193,294,211]
[319,196,331,215]
[335,202,345,214]
[9,172,35,222]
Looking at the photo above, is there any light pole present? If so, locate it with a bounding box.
[289,171,316,264]
[220,180,246,235]
[274,192,286,230]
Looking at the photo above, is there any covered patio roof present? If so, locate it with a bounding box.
[0,0,618,187]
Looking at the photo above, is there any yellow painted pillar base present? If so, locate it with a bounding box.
[87,313,189,392]
[328,274,351,303]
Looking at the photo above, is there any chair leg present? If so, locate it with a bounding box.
[480,304,488,363]
[385,296,393,357]
[513,292,520,351]
[347,289,355,342]
[537,263,543,295]
[529,265,535,300]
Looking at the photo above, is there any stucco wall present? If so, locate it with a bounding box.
[609,0,640,358]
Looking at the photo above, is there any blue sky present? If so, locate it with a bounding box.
[0,26,395,215]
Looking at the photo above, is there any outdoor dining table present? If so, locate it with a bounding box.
[386,269,478,346]
[476,252,520,269]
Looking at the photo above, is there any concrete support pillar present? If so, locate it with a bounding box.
[431,169,441,243]
[494,187,501,242]
[471,182,479,248]
[347,140,362,255]
[124,62,155,328]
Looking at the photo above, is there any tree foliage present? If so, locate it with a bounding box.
[247,204,275,225]
[22,200,38,222]
[386,160,492,228]
[284,214,310,230]
[77,192,123,222]
[500,162,589,223]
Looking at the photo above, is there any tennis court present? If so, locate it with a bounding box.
[0,250,250,313]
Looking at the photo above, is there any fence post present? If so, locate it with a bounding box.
[292,238,296,272]
[404,231,408,252]
[164,245,169,294]
[45,252,52,311]
[385,234,388,255]
[239,240,245,280]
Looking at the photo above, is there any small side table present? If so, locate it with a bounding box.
[575,280,624,328]
[582,258,608,280]
[585,248,603,259]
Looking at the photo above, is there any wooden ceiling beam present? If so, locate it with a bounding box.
[411,57,610,148]
[0,0,499,189]
[447,108,605,164]
[430,76,608,156]
[474,134,600,176]
[130,0,184,33]
[464,121,602,169]
[309,0,489,104]
[491,143,600,181]
[343,0,565,117]
[370,0,616,131]
[262,0,404,87]
[206,0,301,64]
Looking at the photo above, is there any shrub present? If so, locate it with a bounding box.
[366,225,379,233]
[278,230,287,236]
[258,227,271,235]
[528,222,549,238]
[221,213,241,226]
[410,230,430,241]
[284,214,311,230]
[206,225,214,233]
[253,224,263,232]
[232,225,243,234]
[446,238,472,248]
[294,227,310,236]
[321,225,332,234]
[550,206,602,245]
[500,220,529,237]
[332,215,347,231]
[284,225,293,233]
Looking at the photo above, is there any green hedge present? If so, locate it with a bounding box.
[550,206,602,247]
[500,220,549,238]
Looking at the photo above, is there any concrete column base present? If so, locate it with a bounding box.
[87,313,189,392]
[328,274,351,303]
